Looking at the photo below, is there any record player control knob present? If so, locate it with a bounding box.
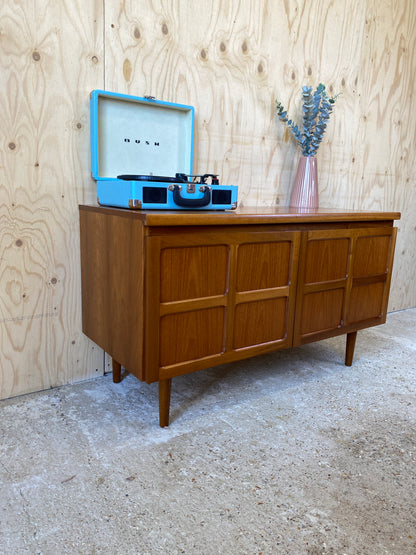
[201,174,219,185]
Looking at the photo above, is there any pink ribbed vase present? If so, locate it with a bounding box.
[290,156,318,209]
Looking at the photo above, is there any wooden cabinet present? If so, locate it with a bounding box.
[79,206,400,426]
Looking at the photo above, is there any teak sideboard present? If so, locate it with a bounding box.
[79,206,400,426]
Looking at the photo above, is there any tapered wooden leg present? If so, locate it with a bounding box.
[345,331,357,366]
[112,359,122,383]
[159,379,172,428]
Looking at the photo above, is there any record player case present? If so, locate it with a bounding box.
[79,205,400,427]
[90,90,238,210]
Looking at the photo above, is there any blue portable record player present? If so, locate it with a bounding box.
[90,90,238,210]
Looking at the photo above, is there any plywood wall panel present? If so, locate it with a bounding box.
[104,0,288,205]
[351,1,416,311]
[104,0,415,309]
[0,0,104,399]
[1,0,415,400]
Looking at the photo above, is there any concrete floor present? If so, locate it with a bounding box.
[1,309,415,555]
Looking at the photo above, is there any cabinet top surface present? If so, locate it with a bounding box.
[79,205,401,226]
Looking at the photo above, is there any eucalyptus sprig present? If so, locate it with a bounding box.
[276,84,340,157]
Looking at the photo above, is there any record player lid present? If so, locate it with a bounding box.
[90,90,194,181]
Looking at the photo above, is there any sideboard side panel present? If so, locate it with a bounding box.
[80,209,145,379]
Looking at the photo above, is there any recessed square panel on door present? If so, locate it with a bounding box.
[304,238,349,284]
[160,307,225,367]
[348,282,385,323]
[236,241,292,291]
[300,288,345,336]
[160,244,229,302]
[352,235,390,277]
[233,297,287,349]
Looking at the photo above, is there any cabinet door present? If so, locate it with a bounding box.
[346,228,397,325]
[232,233,300,354]
[144,229,300,381]
[293,226,397,345]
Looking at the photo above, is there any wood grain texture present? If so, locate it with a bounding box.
[236,241,292,291]
[233,297,287,349]
[104,0,414,311]
[1,0,414,400]
[79,206,397,427]
[294,226,396,344]
[160,244,229,302]
[0,0,104,398]
[304,238,349,284]
[79,208,145,379]
[160,307,225,367]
